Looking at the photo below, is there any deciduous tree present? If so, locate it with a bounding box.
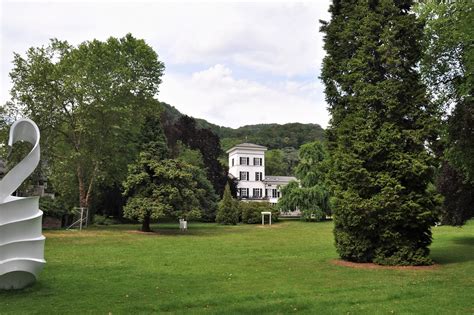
[417,0,474,224]
[278,141,331,221]
[8,34,165,211]
[123,158,208,232]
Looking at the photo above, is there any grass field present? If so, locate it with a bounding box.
[1,219,473,314]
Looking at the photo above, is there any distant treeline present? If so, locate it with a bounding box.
[159,102,325,152]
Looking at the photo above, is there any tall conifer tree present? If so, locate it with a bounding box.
[320,0,440,265]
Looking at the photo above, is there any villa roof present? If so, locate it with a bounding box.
[264,176,298,184]
[226,143,267,153]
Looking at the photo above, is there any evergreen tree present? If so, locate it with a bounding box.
[321,0,440,265]
[216,184,239,225]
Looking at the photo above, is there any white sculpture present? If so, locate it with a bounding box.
[0,119,46,290]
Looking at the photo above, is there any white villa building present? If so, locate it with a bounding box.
[226,143,297,207]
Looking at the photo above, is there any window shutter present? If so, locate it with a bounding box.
[247,172,249,181]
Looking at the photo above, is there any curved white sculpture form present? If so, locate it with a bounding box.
[0,119,45,290]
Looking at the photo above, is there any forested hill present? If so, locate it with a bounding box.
[159,102,325,151]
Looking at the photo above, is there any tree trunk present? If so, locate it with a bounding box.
[141,214,151,232]
[77,165,87,208]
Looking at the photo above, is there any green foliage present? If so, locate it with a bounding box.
[301,209,325,222]
[123,157,215,231]
[295,141,328,187]
[163,115,227,198]
[265,149,286,175]
[175,142,205,169]
[265,148,299,176]
[216,184,239,225]
[93,215,118,226]
[240,201,278,224]
[278,182,330,222]
[436,161,474,226]
[139,109,169,163]
[0,106,8,160]
[417,1,474,225]
[446,101,474,183]
[416,0,473,109]
[219,123,324,151]
[278,141,331,221]
[7,34,165,211]
[321,0,440,265]
[39,196,69,219]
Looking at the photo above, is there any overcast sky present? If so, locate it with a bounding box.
[1,0,331,128]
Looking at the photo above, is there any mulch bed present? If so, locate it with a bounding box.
[331,259,440,270]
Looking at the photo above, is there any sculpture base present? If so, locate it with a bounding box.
[0,271,36,290]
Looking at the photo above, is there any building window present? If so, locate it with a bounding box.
[272,189,278,198]
[255,172,263,181]
[265,189,269,197]
[240,171,249,181]
[240,188,249,197]
[240,157,249,165]
[254,157,262,166]
[253,188,262,198]
[232,158,234,166]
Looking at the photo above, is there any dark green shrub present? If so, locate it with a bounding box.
[241,201,279,224]
[39,196,68,219]
[94,215,119,226]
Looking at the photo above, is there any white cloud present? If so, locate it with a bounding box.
[160,64,329,128]
[1,1,332,128]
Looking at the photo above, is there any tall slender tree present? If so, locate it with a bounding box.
[321,0,440,265]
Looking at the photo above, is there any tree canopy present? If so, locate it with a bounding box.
[417,0,474,225]
[123,157,215,231]
[7,34,165,211]
[278,141,331,221]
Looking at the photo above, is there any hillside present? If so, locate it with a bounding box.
[159,102,325,151]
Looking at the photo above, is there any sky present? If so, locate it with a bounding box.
[1,0,332,129]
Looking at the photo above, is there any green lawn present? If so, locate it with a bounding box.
[1,220,473,314]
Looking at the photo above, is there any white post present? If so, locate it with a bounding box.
[79,208,83,231]
[262,213,264,225]
[85,208,88,228]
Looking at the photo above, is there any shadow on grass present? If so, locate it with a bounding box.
[451,236,474,246]
[431,236,474,265]
[124,222,269,237]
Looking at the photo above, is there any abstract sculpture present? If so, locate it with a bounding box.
[0,119,45,290]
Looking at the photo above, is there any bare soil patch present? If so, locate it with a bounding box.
[331,259,440,270]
